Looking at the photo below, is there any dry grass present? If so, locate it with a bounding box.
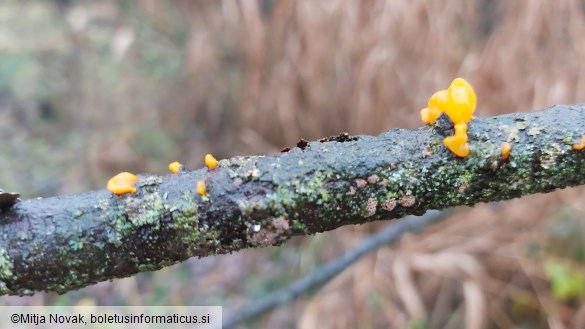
[1,0,585,328]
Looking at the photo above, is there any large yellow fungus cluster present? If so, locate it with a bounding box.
[420,78,476,157]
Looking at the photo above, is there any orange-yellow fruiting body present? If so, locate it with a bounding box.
[429,89,449,110]
[107,172,138,195]
[444,78,476,124]
[444,137,470,157]
[501,142,511,159]
[168,161,183,174]
[420,108,437,125]
[420,90,449,124]
[205,154,218,169]
[573,136,585,150]
[420,78,475,125]
[421,77,476,157]
[453,122,468,136]
[443,123,470,157]
[196,179,207,196]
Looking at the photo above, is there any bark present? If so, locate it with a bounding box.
[0,104,585,296]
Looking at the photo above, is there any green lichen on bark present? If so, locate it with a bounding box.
[0,248,13,294]
[1,104,585,296]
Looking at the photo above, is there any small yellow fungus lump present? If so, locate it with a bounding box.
[443,123,470,157]
[107,172,138,195]
[420,90,448,124]
[204,154,218,170]
[168,161,184,174]
[501,142,512,159]
[196,179,207,196]
[573,136,585,150]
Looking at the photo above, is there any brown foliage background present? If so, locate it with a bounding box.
[1,1,585,328]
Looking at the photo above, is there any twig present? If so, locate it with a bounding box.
[1,105,585,295]
[223,210,450,328]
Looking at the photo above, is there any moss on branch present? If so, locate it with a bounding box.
[1,104,585,295]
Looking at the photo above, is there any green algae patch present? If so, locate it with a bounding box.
[125,192,165,228]
[169,194,201,244]
[266,187,297,217]
[0,248,13,279]
[0,248,13,294]
[165,191,225,257]
[103,191,169,246]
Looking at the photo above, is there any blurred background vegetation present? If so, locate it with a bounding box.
[1,0,585,328]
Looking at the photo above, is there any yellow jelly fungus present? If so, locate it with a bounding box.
[421,77,476,157]
[420,90,448,124]
[452,122,468,142]
[196,179,207,196]
[573,136,585,150]
[443,123,470,157]
[444,78,476,124]
[107,172,138,195]
[501,142,512,159]
[168,161,183,174]
[205,154,218,169]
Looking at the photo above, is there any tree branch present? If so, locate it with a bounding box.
[0,104,584,296]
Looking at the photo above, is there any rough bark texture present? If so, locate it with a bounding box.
[1,104,585,296]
